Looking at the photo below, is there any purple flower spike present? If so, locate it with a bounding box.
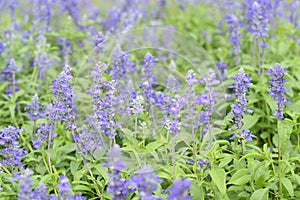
[24,94,45,121]
[105,144,132,200]
[266,63,289,119]
[225,14,242,57]
[167,178,192,200]
[129,165,162,200]
[230,68,252,129]
[247,0,271,38]
[0,126,27,169]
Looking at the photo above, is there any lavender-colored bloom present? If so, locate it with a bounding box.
[56,38,72,65]
[0,40,6,55]
[111,47,135,81]
[101,8,123,34]
[105,144,131,200]
[129,165,162,200]
[49,65,75,126]
[225,14,242,57]
[229,68,252,129]
[215,62,227,81]
[24,94,45,121]
[59,0,81,27]
[76,125,101,155]
[0,126,27,169]
[165,74,181,93]
[34,52,50,79]
[141,52,158,85]
[167,178,192,200]
[93,32,105,52]
[32,0,52,34]
[185,69,198,86]
[58,176,86,200]
[13,169,50,200]
[131,95,144,115]
[196,69,219,133]
[33,123,53,149]
[241,130,256,142]
[266,63,289,119]
[247,0,270,38]
[2,58,19,96]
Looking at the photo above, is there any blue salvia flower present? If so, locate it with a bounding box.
[183,69,198,129]
[56,38,72,65]
[129,165,162,200]
[0,40,6,55]
[266,63,289,119]
[229,68,252,129]
[57,176,86,200]
[196,69,219,133]
[166,95,184,135]
[101,8,123,34]
[24,94,45,121]
[32,0,52,34]
[34,52,51,80]
[13,169,50,200]
[33,123,54,149]
[76,125,101,155]
[215,62,227,81]
[225,14,242,64]
[93,32,105,53]
[0,126,27,169]
[86,63,119,144]
[49,65,75,125]
[105,144,132,200]
[167,178,192,200]
[59,0,81,28]
[247,0,271,38]
[2,58,19,96]
[111,46,135,81]
[141,52,158,85]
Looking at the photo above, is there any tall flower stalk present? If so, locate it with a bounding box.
[266,63,289,198]
[229,68,255,153]
[247,0,271,71]
[225,14,242,65]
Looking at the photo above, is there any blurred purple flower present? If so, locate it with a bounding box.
[0,126,27,169]
[24,94,45,121]
[266,63,289,119]
[167,178,192,200]
[129,165,162,200]
[105,144,132,200]
[58,176,86,200]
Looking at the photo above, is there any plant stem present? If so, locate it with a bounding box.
[47,126,53,174]
[277,120,282,198]
[172,136,176,179]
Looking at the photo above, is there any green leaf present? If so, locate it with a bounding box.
[282,177,294,197]
[250,188,269,200]
[210,168,227,196]
[228,169,250,185]
[219,154,234,168]
[277,120,293,153]
[243,114,260,130]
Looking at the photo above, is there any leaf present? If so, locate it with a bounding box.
[277,120,293,153]
[282,177,294,197]
[210,168,226,196]
[73,185,93,192]
[240,153,267,161]
[71,161,80,176]
[228,169,250,185]
[242,114,260,130]
[219,154,234,168]
[250,188,269,200]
